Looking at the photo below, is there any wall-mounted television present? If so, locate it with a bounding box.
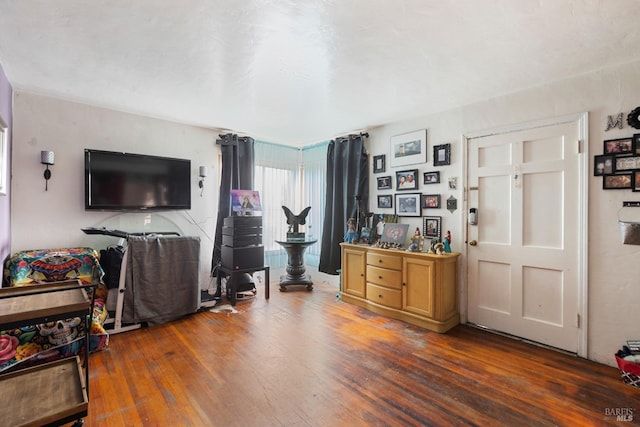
[84,149,191,211]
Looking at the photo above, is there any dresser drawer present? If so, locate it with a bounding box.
[366,283,402,309]
[366,265,402,289]
[366,252,402,270]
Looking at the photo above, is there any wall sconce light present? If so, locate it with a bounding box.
[40,150,55,191]
[198,166,207,197]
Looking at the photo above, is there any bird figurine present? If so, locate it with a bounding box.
[282,206,312,235]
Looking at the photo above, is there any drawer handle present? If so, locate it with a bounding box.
[379,275,383,279]
[378,259,383,263]
[378,294,383,298]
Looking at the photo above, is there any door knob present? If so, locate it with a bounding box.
[469,240,478,246]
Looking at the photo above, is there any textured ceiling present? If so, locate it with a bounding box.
[1,1,640,146]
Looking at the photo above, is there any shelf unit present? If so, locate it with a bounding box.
[0,280,95,427]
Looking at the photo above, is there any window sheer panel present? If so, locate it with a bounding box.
[301,142,329,267]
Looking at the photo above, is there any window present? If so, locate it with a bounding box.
[255,141,328,268]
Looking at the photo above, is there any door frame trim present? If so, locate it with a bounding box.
[462,112,589,357]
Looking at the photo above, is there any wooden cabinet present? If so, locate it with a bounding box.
[340,243,460,333]
[341,244,366,298]
[0,280,94,427]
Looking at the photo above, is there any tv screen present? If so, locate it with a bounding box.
[85,149,191,211]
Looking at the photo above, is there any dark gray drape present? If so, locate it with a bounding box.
[211,134,255,276]
[319,134,369,275]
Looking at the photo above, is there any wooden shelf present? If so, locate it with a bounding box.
[0,280,90,329]
[1,356,88,427]
[0,279,93,426]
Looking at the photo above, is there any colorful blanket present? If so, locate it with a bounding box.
[1,247,109,373]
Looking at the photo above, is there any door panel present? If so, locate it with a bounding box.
[467,121,582,352]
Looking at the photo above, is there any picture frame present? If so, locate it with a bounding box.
[423,171,440,184]
[614,155,640,172]
[433,143,451,166]
[377,194,393,208]
[633,134,640,155]
[390,129,427,167]
[395,169,419,191]
[379,223,410,245]
[594,154,614,176]
[634,171,640,192]
[422,216,442,240]
[373,154,386,173]
[603,174,632,189]
[603,137,633,155]
[421,194,441,209]
[376,176,393,190]
[395,193,422,217]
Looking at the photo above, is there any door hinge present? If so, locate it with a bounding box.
[576,313,581,328]
[577,139,583,154]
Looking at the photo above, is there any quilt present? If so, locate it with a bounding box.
[1,247,109,373]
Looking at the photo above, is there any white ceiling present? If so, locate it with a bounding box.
[1,1,640,146]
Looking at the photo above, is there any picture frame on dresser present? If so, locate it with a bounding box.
[423,216,442,240]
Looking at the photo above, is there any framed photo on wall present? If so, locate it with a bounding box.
[395,193,421,217]
[603,137,633,155]
[390,129,427,167]
[594,154,614,176]
[377,194,393,208]
[421,194,441,209]
[603,174,632,189]
[433,144,451,166]
[423,171,440,184]
[633,134,640,155]
[377,176,392,190]
[423,216,442,240]
[373,154,386,173]
[395,169,418,191]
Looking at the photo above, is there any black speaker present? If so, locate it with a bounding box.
[221,245,264,270]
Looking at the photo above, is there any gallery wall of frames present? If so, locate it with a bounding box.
[594,134,640,191]
[372,129,456,243]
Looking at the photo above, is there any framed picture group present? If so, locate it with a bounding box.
[595,135,640,190]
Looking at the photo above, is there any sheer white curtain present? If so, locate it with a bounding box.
[254,141,300,268]
[254,140,328,269]
[301,142,328,267]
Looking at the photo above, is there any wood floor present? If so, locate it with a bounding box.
[84,280,639,426]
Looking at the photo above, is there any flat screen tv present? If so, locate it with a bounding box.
[84,149,191,211]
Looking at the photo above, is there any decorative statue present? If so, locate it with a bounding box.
[282,206,311,240]
[375,215,386,242]
[407,227,424,252]
[344,217,359,243]
[443,230,452,253]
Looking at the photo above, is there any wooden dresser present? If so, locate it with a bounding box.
[340,243,460,333]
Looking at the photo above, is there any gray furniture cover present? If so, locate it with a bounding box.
[123,235,200,326]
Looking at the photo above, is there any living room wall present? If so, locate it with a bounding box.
[365,59,640,366]
[10,92,221,289]
[0,63,12,264]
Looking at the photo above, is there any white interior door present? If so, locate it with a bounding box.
[466,119,585,353]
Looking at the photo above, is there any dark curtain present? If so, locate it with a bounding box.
[211,134,255,276]
[319,133,369,275]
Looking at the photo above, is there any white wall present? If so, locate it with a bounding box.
[10,92,220,290]
[366,59,640,366]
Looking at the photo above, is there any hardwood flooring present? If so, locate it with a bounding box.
[85,279,639,426]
